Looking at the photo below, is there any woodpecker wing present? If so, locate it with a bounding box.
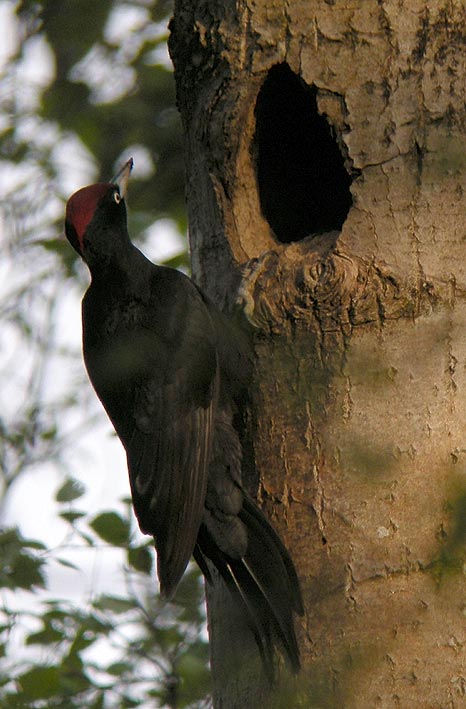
[83,265,218,598]
[124,273,219,597]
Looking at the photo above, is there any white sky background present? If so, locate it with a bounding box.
[0,0,188,665]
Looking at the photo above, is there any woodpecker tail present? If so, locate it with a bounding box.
[194,494,303,678]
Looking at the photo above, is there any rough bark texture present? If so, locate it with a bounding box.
[169,1,466,706]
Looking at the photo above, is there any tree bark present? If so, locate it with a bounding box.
[169,1,466,706]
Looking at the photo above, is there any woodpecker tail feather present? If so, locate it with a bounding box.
[195,494,303,678]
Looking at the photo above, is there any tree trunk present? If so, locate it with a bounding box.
[169,1,466,706]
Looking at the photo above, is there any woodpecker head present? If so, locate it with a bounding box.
[65,158,133,267]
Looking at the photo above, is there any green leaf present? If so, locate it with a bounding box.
[127,545,153,575]
[0,529,20,559]
[106,661,132,676]
[22,540,47,551]
[153,625,183,651]
[177,646,211,708]
[89,511,130,546]
[60,511,86,524]
[43,606,69,620]
[56,477,86,503]
[18,666,61,700]
[69,629,96,654]
[55,557,80,570]
[56,647,91,694]
[93,595,135,614]
[58,665,90,695]
[83,613,111,634]
[78,530,95,546]
[0,528,46,553]
[40,425,58,441]
[2,553,46,591]
[26,627,64,646]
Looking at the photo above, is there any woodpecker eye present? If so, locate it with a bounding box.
[113,190,122,204]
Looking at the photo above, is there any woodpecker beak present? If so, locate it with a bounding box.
[112,158,133,199]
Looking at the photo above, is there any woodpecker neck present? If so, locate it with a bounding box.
[87,242,153,305]
[81,209,134,278]
[88,239,141,286]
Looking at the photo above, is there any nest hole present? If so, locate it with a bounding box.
[254,63,354,244]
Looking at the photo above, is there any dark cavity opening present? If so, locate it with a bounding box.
[254,63,353,244]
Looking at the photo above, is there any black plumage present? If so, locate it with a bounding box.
[64,160,303,676]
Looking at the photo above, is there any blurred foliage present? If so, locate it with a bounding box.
[0,498,211,707]
[23,0,185,221]
[0,1,210,706]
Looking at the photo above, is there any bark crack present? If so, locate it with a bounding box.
[312,462,326,542]
[343,558,439,591]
